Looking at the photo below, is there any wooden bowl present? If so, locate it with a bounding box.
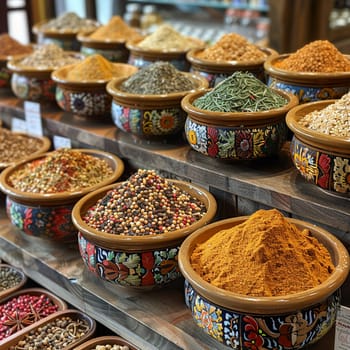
[178,216,350,349]
[181,88,299,160]
[106,73,208,138]
[286,100,350,196]
[0,149,124,242]
[0,264,27,299]
[51,61,138,118]
[264,53,350,103]
[74,335,138,350]
[72,179,217,290]
[187,47,277,87]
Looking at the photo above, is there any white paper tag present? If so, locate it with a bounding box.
[24,101,43,137]
[11,118,27,133]
[53,135,72,150]
[334,305,350,349]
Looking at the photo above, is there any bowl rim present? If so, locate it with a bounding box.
[0,148,125,205]
[178,216,350,314]
[286,99,350,151]
[73,335,139,350]
[181,88,299,126]
[77,30,129,45]
[72,179,217,251]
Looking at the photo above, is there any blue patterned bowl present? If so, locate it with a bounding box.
[286,100,350,196]
[264,54,350,103]
[71,180,217,290]
[107,73,208,138]
[178,216,350,350]
[0,149,125,242]
[181,88,298,160]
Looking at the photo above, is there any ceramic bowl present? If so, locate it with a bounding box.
[71,180,217,290]
[0,149,124,242]
[74,335,138,350]
[286,100,350,196]
[106,73,208,138]
[2,309,96,349]
[264,53,350,103]
[181,88,299,160]
[0,264,27,299]
[187,47,277,87]
[178,216,350,350]
[52,62,138,118]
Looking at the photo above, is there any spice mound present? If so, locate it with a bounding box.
[275,40,350,73]
[191,209,334,297]
[197,33,267,62]
[0,128,45,167]
[83,169,207,236]
[91,345,129,350]
[136,24,202,51]
[193,71,287,112]
[298,92,350,138]
[0,34,33,57]
[38,11,99,32]
[88,15,142,42]
[0,265,23,293]
[120,61,196,94]
[16,43,81,69]
[8,148,114,194]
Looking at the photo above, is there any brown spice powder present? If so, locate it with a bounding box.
[0,34,32,57]
[190,209,334,297]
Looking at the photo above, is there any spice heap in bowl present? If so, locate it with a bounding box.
[7,43,83,102]
[182,71,299,160]
[33,12,100,50]
[77,16,143,62]
[0,264,27,300]
[107,61,208,138]
[0,148,124,242]
[187,32,277,87]
[264,40,350,103]
[0,34,33,89]
[126,24,205,70]
[52,54,138,118]
[74,335,138,350]
[72,169,217,290]
[179,208,350,349]
[286,92,350,196]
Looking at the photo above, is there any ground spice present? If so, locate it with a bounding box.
[298,92,350,137]
[83,169,206,236]
[120,61,196,94]
[197,33,267,62]
[17,43,81,69]
[89,15,142,42]
[66,54,121,80]
[193,71,287,112]
[191,209,334,297]
[0,34,32,57]
[8,148,114,193]
[276,40,350,73]
[136,24,201,51]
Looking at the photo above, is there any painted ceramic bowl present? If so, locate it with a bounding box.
[51,62,138,118]
[0,149,124,242]
[178,216,350,350]
[187,47,277,87]
[181,88,299,160]
[106,73,208,138]
[0,264,27,299]
[71,180,217,290]
[74,336,138,350]
[264,54,350,103]
[286,100,350,196]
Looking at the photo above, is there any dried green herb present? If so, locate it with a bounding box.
[193,71,287,112]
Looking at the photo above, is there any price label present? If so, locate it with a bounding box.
[24,101,43,137]
[53,135,72,150]
[335,305,350,349]
[11,117,27,133]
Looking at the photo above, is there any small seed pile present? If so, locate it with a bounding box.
[276,40,350,73]
[9,315,90,350]
[193,71,287,112]
[39,12,99,32]
[298,92,350,138]
[197,33,267,62]
[0,34,32,57]
[8,148,114,194]
[17,44,81,69]
[92,345,130,350]
[0,128,45,166]
[83,169,207,236]
[0,266,23,292]
[120,61,196,94]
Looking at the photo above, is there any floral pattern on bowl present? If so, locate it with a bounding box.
[185,280,339,350]
[0,60,11,88]
[78,232,181,288]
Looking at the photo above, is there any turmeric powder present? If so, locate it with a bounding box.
[191,209,334,297]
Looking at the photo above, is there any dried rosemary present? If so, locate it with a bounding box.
[193,71,288,112]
